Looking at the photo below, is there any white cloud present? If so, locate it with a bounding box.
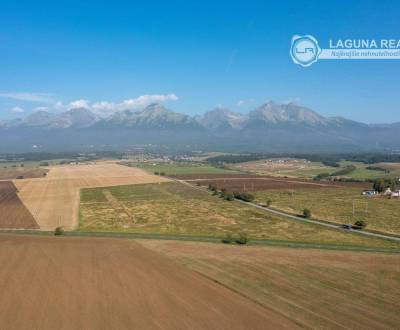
[10,106,25,113]
[68,99,90,109]
[89,94,179,116]
[0,92,54,103]
[6,93,179,117]
[237,98,255,106]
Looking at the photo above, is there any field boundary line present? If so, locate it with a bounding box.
[0,229,399,253]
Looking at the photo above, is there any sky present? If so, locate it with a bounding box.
[0,0,399,123]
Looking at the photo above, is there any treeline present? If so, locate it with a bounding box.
[0,151,123,162]
[207,153,400,165]
[313,165,357,181]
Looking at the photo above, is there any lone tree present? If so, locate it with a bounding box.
[303,208,311,218]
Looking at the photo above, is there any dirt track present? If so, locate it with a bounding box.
[13,163,169,230]
[0,235,293,330]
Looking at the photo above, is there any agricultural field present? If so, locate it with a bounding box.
[0,166,48,180]
[180,174,369,192]
[0,235,277,330]
[125,161,239,175]
[229,158,333,178]
[79,181,400,249]
[0,181,38,229]
[13,163,168,230]
[253,187,400,235]
[228,158,400,180]
[141,239,400,330]
[334,161,399,180]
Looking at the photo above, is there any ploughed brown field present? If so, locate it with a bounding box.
[12,163,169,230]
[0,181,38,229]
[141,240,400,330]
[0,235,293,330]
[0,167,48,180]
[171,173,370,192]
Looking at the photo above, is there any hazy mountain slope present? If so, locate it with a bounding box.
[0,102,398,153]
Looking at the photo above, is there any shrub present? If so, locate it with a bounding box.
[154,171,159,175]
[54,226,64,236]
[235,232,249,245]
[159,172,166,176]
[224,193,234,201]
[354,219,367,229]
[233,192,255,202]
[266,199,272,207]
[303,208,311,218]
[221,233,234,244]
[208,184,217,192]
[314,172,330,181]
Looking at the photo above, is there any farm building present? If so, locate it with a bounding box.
[391,190,400,198]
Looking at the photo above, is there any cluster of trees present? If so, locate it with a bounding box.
[373,178,398,192]
[366,166,390,173]
[207,184,255,202]
[314,165,356,181]
[207,152,400,166]
[330,164,356,176]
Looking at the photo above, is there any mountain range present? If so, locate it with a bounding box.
[0,102,399,153]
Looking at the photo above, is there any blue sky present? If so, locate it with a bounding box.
[0,0,399,123]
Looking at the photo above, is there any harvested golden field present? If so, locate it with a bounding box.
[141,239,400,330]
[0,235,287,330]
[14,163,168,230]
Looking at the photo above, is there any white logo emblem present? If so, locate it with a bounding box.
[290,35,321,67]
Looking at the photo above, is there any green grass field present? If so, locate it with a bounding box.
[125,162,239,175]
[254,187,400,235]
[78,182,400,249]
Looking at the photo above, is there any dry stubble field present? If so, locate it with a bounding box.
[12,163,168,230]
[141,239,400,330]
[0,235,289,330]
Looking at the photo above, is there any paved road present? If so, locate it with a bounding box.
[175,178,400,243]
[237,199,400,242]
